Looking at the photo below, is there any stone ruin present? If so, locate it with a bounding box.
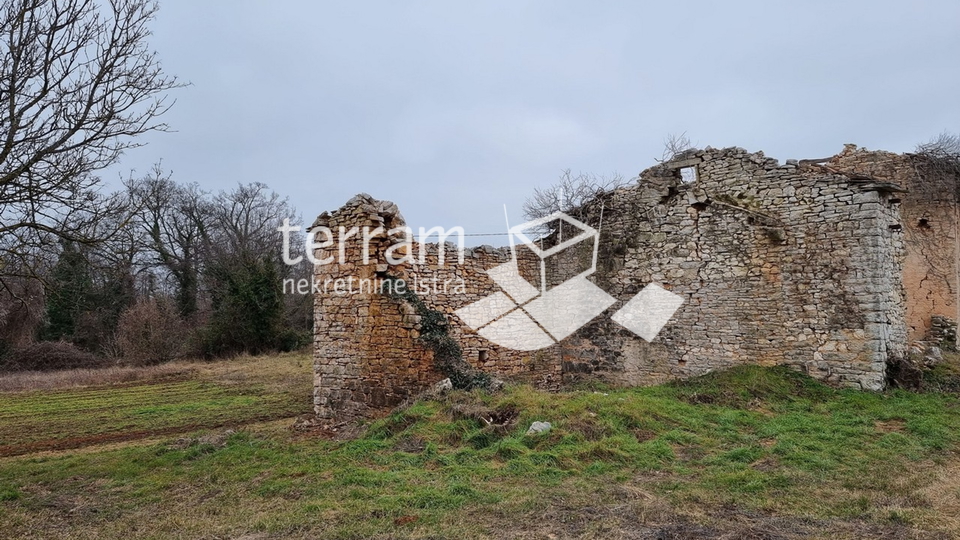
[311,144,959,422]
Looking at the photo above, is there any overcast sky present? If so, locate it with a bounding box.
[109,0,960,241]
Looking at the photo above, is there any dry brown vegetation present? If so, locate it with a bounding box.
[0,363,194,393]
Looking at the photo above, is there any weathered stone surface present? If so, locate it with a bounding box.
[828,146,958,346]
[312,195,563,422]
[313,144,960,422]
[928,315,958,349]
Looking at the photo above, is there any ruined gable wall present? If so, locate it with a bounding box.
[827,146,958,343]
[551,147,905,390]
[314,147,908,421]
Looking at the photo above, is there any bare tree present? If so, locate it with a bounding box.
[897,132,960,323]
[0,271,44,353]
[201,183,304,356]
[126,167,209,317]
[128,176,303,328]
[917,131,960,158]
[0,0,182,279]
[208,182,296,262]
[914,131,960,202]
[523,170,626,221]
[659,131,694,162]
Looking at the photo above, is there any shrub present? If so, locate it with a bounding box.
[201,256,290,357]
[114,298,184,365]
[0,341,106,372]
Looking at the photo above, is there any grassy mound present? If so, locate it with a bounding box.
[368,365,959,491]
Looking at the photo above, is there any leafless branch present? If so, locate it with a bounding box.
[0,0,183,278]
[913,131,960,203]
[523,170,626,222]
[659,132,694,163]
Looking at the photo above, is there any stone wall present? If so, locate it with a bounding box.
[826,145,959,344]
[551,146,906,391]
[313,145,922,422]
[311,196,563,421]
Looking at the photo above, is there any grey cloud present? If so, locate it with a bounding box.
[107,0,960,238]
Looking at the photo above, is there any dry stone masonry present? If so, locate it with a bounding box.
[826,145,959,346]
[313,145,959,422]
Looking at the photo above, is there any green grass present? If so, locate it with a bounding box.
[0,352,313,456]
[1,362,960,538]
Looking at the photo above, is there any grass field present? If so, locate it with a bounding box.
[0,353,313,457]
[2,355,960,538]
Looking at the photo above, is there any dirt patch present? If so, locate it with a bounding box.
[634,429,657,443]
[875,420,907,433]
[168,429,236,450]
[751,456,780,472]
[565,414,611,441]
[0,413,299,458]
[494,497,935,540]
[393,436,427,453]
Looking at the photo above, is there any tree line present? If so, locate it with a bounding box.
[0,0,314,370]
[0,169,312,369]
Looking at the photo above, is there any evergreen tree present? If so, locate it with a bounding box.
[42,241,94,342]
[203,255,293,356]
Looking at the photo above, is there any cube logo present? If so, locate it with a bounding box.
[454,211,684,351]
